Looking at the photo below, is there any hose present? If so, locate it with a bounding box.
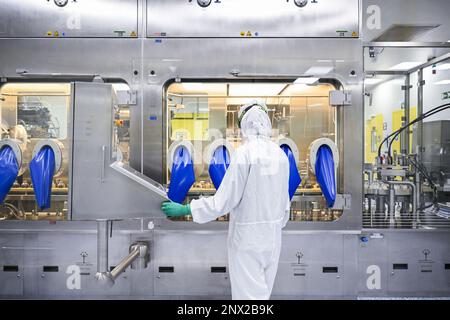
[378,103,450,158]
[387,104,450,157]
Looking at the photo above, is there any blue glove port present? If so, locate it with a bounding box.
[30,146,56,210]
[209,145,230,190]
[167,146,195,204]
[315,145,336,208]
[0,146,19,204]
[280,144,302,200]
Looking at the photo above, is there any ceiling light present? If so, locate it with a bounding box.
[389,62,423,71]
[181,83,205,91]
[294,77,319,85]
[308,103,324,108]
[364,78,383,85]
[304,66,334,76]
[434,80,450,85]
[436,63,450,70]
[228,84,286,96]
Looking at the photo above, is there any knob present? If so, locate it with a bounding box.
[54,0,68,7]
[294,0,308,7]
[197,0,212,7]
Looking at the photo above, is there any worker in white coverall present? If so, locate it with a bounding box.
[161,101,290,300]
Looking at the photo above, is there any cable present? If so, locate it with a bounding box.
[387,104,450,157]
[382,104,450,158]
[378,103,450,157]
[378,103,450,159]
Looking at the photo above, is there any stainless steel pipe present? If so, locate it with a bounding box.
[96,220,109,274]
[110,247,140,280]
[387,181,417,228]
[95,220,149,288]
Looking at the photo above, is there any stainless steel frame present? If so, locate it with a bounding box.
[363,43,450,229]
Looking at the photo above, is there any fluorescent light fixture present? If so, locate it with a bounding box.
[364,78,383,85]
[294,77,319,85]
[434,80,450,85]
[304,66,334,76]
[389,62,422,71]
[228,84,286,96]
[317,59,332,63]
[308,103,324,108]
[162,58,182,62]
[281,84,309,95]
[436,63,450,70]
[182,83,205,91]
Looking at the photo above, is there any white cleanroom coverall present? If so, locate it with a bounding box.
[190,102,291,300]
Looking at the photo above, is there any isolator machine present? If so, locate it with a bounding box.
[164,81,344,223]
[0,0,448,299]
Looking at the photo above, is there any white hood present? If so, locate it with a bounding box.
[239,100,272,138]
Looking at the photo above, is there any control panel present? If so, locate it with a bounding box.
[147,0,359,38]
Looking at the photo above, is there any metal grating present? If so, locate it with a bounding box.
[363,209,450,229]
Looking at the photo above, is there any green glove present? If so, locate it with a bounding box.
[161,201,192,217]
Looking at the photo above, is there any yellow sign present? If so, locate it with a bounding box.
[351,31,358,37]
[54,31,60,37]
[246,31,252,37]
[171,113,209,141]
[392,107,417,155]
[240,31,245,36]
[46,31,53,37]
[131,31,137,37]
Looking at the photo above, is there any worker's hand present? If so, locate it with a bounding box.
[161,201,192,217]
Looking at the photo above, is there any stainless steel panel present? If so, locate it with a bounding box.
[153,231,230,296]
[358,230,450,297]
[33,233,133,297]
[0,0,139,38]
[0,38,143,175]
[272,234,345,297]
[387,232,450,295]
[361,0,450,42]
[357,233,389,296]
[0,234,24,297]
[0,220,155,298]
[142,38,363,231]
[70,82,165,220]
[147,0,360,38]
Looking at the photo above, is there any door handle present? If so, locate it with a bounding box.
[101,145,108,183]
